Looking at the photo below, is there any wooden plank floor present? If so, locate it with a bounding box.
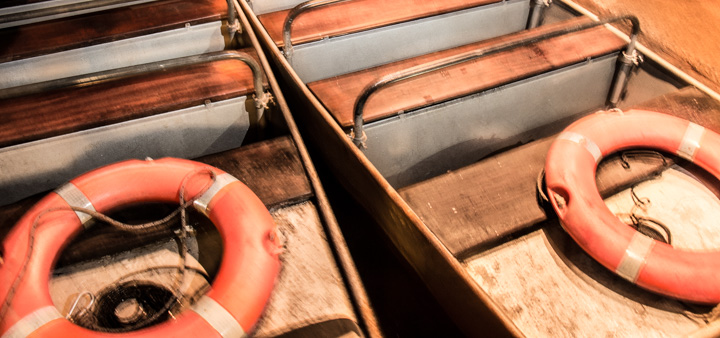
[0,0,228,62]
[308,19,625,127]
[258,0,497,47]
[0,136,312,265]
[0,51,261,148]
[400,87,720,258]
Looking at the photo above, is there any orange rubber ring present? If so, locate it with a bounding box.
[0,158,280,336]
[545,109,720,304]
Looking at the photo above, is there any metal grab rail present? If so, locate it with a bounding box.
[281,0,352,65]
[350,15,641,148]
[0,0,238,34]
[0,50,271,114]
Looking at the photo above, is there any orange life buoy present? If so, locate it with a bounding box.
[545,109,720,304]
[0,158,281,337]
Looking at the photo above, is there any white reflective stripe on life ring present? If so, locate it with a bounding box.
[190,295,247,338]
[677,122,705,161]
[2,306,62,338]
[193,173,239,217]
[55,182,96,227]
[615,232,656,283]
[557,131,603,163]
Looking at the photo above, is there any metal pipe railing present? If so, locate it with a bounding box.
[281,0,352,65]
[0,50,271,114]
[0,0,144,23]
[0,0,237,31]
[350,15,641,148]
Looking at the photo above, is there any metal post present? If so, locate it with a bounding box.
[527,0,552,29]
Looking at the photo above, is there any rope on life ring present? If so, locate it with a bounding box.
[544,109,720,304]
[0,158,281,337]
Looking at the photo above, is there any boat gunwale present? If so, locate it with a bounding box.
[240,0,525,336]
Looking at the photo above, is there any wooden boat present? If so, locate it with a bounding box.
[240,0,720,336]
[0,1,380,336]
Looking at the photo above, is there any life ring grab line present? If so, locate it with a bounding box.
[544,109,720,304]
[0,158,280,337]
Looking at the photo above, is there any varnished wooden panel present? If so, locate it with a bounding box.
[400,87,720,258]
[308,19,625,127]
[0,0,228,62]
[258,0,498,47]
[0,53,261,148]
[0,136,312,264]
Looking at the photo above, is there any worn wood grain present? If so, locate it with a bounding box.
[0,53,260,148]
[465,226,703,337]
[197,136,313,209]
[0,136,312,265]
[0,0,228,62]
[258,0,497,47]
[308,19,625,127]
[400,87,720,258]
[254,202,360,337]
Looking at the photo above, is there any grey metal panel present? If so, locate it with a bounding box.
[0,96,251,205]
[362,54,618,188]
[291,0,530,83]
[0,21,226,90]
[0,0,158,29]
[249,0,307,15]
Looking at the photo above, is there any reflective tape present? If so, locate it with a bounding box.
[55,183,95,227]
[193,173,238,216]
[2,306,62,338]
[557,131,602,163]
[615,232,656,283]
[190,296,246,338]
[677,122,705,161]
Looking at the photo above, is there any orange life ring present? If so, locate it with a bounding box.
[545,109,720,304]
[0,158,281,337]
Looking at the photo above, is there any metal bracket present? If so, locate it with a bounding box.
[348,129,367,149]
[622,49,644,67]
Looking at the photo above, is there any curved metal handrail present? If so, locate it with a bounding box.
[0,0,144,24]
[281,0,352,65]
[0,50,271,113]
[0,0,237,31]
[350,15,641,147]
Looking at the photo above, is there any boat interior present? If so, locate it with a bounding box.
[0,0,379,336]
[241,0,720,336]
[2,0,720,336]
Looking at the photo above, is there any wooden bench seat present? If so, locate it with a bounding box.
[399,87,720,258]
[0,0,229,62]
[0,50,260,148]
[307,18,625,128]
[258,0,498,47]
